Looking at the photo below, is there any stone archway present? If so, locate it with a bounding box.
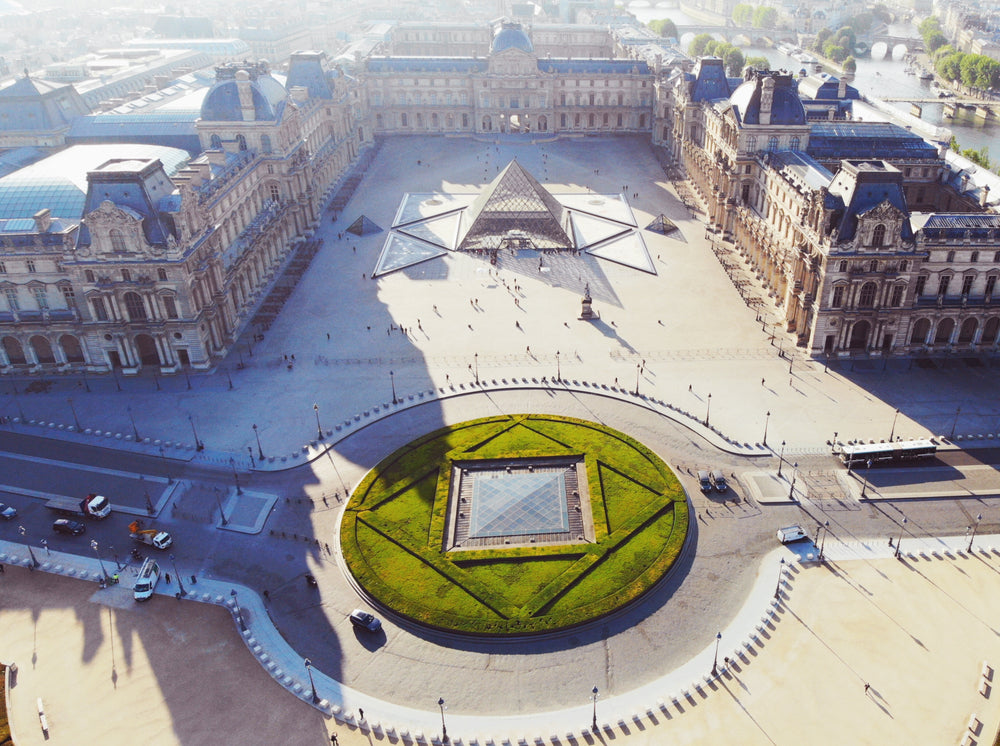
[134,334,160,366]
[30,335,55,364]
[60,334,85,363]
[849,320,871,350]
[2,336,25,364]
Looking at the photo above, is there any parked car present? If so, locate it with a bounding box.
[711,470,728,493]
[697,470,712,493]
[0,503,16,520]
[349,609,382,632]
[53,518,86,536]
[777,525,807,544]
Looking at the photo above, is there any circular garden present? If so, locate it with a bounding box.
[340,414,690,635]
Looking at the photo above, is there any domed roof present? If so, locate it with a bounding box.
[492,23,533,54]
[200,62,287,122]
[729,73,806,126]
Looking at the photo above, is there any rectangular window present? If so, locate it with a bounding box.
[890,284,904,307]
[0,261,5,274]
[962,275,974,296]
[32,286,48,309]
[163,295,179,319]
[26,260,36,273]
[832,285,845,308]
[938,275,951,296]
[3,287,18,311]
[915,275,927,296]
[92,297,108,321]
[987,275,998,300]
[60,286,76,309]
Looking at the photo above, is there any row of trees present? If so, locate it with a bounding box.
[688,35,746,75]
[812,26,855,63]
[731,4,777,29]
[648,19,678,40]
[933,46,1000,90]
[918,17,949,54]
[949,135,992,171]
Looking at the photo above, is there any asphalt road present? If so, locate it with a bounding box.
[2,391,1000,716]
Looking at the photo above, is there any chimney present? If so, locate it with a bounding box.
[837,76,846,98]
[759,76,775,126]
[290,85,309,103]
[33,208,52,233]
[235,69,255,121]
[981,184,990,208]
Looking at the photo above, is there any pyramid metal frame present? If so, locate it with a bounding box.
[457,160,573,252]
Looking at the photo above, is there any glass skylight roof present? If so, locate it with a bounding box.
[0,143,189,220]
[469,472,569,538]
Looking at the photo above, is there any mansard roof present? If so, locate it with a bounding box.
[729,71,806,126]
[687,57,733,102]
[0,74,91,133]
[367,57,489,73]
[200,61,288,122]
[827,160,913,242]
[286,51,334,100]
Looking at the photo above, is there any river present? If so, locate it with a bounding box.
[624,7,1000,164]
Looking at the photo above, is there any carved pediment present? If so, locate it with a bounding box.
[860,199,904,222]
[88,200,143,229]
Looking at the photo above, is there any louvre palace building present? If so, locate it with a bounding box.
[0,18,998,375]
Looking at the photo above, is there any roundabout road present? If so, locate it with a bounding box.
[264,387,790,717]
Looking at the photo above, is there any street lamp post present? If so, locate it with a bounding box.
[950,405,962,440]
[818,520,830,561]
[789,462,798,500]
[91,539,109,580]
[188,415,204,451]
[763,410,770,447]
[390,370,398,404]
[313,403,323,440]
[111,366,122,391]
[968,513,984,552]
[438,697,448,744]
[305,659,319,703]
[634,363,640,395]
[252,424,264,460]
[231,589,247,631]
[214,486,229,525]
[774,557,785,599]
[474,352,479,385]
[126,405,140,441]
[712,631,722,676]
[889,408,900,441]
[228,457,243,496]
[556,350,561,381]
[705,393,712,426]
[777,440,786,477]
[19,525,37,568]
[170,553,186,596]
[247,446,254,469]
[894,517,907,559]
[67,398,81,431]
[591,686,599,732]
[860,459,873,499]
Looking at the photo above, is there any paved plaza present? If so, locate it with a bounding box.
[3,135,1000,743]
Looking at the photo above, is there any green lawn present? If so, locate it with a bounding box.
[341,414,689,635]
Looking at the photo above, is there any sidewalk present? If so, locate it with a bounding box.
[5,530,1000,744]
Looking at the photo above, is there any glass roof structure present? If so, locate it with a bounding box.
[469,471,569,539]
[0,143,189,220]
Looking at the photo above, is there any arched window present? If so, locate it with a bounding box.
[971,251,979,263]
[123,291,147,321]
[838,260,848,272]
[768,136,778,151]
[858,282,878,308]
[85,270,95,283]
[236,134,247,152]
[110,229,126,254]
[869,259,878,272]
[790,136,800,151]
[210,134,222,149]
[871,224,886,247]
[900,260,908,272]
[157,268,168,281]
[260,134,272,154]
[746,135,757,152]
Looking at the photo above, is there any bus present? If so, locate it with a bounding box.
[835,439,937,467]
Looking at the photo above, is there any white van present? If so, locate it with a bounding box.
[133,558,160,601]
[777,525,807,544]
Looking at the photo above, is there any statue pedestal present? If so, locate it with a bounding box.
[580,296,595,320]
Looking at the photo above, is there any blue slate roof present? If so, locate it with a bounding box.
[286,52,333,100]
[916,213,1000,240]
[200,63,287,122]
[538,59,650,74]
[367,57,488,73]
[729,73,806,126]
[769,150,834,191]
[688,58,732,102]
[807,122,938,160]
[0,75,91,133]
[797,73,859,100]
[66,113,202,156]
[827,161,912,242]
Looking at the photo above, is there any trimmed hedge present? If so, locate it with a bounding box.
[340,414,689,635]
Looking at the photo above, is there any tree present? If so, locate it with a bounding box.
[746,55,770,71]
[648,19,678,40]
[834,26,856,51]
[752,6,777,28]
[732,3,753,26]
[843,56,857,73]
[926,32,947,52]
[813,27,833,53]
[689,33,713,58]
[824,43,849,63]
[723,46,746,76]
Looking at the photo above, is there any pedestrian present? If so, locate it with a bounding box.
[353,245,356,253]
[291,354,295,361]
[362,273,366,279]
[0,563,4,573]
[433,304,438,313]
[358,708,364,721]
[761,377,765,386]
[526,345,530,353]
[468,324,473,330]
[331,735,339,745]
[263,589,270,601]
[165,573,171,584]
[326,332,330,340]
[515,320,520,329]
[284,354,288,361]
[864,683,870,694]
[688,384,692,392]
